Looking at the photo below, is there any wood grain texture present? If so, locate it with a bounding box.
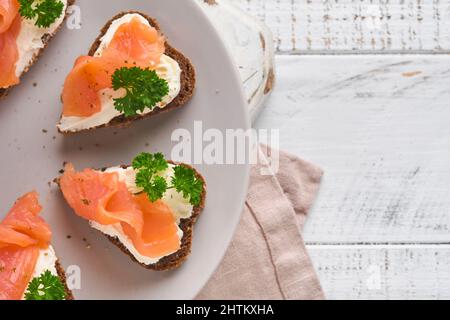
[231,0,450,299]
[309,245,450,299]
[230,0,450,53]
[254,55,450,243]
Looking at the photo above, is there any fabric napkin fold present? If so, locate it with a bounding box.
[197,146,325,300]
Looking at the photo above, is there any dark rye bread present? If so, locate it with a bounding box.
[58,11,196,134]
[0,0,76,99]
[55,260,74,300]
[57,161,206,271]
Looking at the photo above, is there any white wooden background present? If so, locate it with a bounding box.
[230,0,450,299]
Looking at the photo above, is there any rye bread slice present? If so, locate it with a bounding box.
[0,0,75,99]
[55,259,74,300]
[58,11,196,134]
[57,161,206,271]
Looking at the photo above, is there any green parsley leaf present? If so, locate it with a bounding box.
[19,0,64,28]
[18,0,36,19]
[172,165,204,206]
[34,0,64,28]
[143,175,168,202]
[132,152,168,173]
[112,67,169,117]
[24,270,66,300]
[132,153,204,206]
[134,152,169,202]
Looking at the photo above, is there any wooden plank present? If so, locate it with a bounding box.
[308,245,450,299]
[230,0,450,53]
[253,55,450,242]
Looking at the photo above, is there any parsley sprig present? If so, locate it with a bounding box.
[133,153,169,202]
[24,270,66,300]
[19,0,65,28]
[112,67,169,117]
[132,152,204,206]
[172,166,204,207]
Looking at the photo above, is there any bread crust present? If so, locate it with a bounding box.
[55,260,74,300]
[58,11,196,134]
[0,0,76,99]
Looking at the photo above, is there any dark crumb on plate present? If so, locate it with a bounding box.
[52,136,56,140]
[33,83,37,87]
[59,169,65,174]
[66,235,72,239]
[42,129,48,133]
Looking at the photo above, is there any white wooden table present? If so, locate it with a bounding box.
[230,0,450,300]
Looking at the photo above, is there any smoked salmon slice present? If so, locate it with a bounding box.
[0,192,52,300]
[60,163,181,259]
[62,17,165,117]
[0,0,19,33]
[0,12,20,88]
[104,17,165,66]
[2,191,51,248]
[59,163,144,232]
[123,194,180,258]
[0,246,39,300]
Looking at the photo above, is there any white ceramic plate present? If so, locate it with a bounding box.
[0,0,249,299]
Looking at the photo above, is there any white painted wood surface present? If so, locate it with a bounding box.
[308,245,450,299]
[230,0,450,299]
[255,55,450,244]
[231,0,450,53]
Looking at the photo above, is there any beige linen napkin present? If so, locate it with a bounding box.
[197,146,325,300]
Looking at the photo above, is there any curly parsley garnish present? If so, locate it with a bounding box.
[133,152,169,202]
[24,270,66,300]
[112,67,169,117]
[19,0,65,28]
[132,152,204,206]
[172,166,204,207]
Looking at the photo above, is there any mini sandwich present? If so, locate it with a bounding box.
[0,192,73,300]
[58,152,206,270]
[57,12,195,133]
[0,0,74,97]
